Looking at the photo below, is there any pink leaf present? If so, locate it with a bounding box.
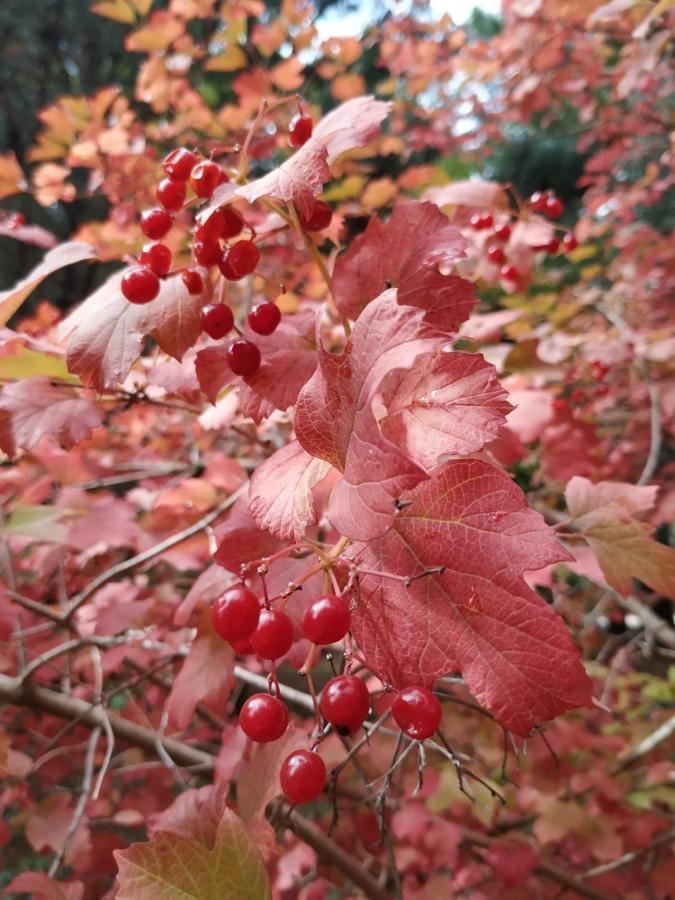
[486,841,539,888]
[249,440,332,541]
[149,783,229,848]
[378,350,512,470]
[349,458,591,736]
[0,377,103,457]
[424,178,507,209]
[332,202,473,329]
[213,490,282,572]
[4,873,84,900]
[237,96,391,213]
[167,612,235,731]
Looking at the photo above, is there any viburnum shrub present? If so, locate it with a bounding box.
[0,1,673,897]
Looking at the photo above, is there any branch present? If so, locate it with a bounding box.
[612,713,675,773]
[637,381,662,485]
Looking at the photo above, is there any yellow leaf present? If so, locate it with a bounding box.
[126,11,184,52]
[205,44,248,72]
[0,347,77,382]
[362,176,397,210]
[90,0,152,24]
[322,175,366,202]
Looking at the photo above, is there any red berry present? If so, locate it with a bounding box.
[231,637,254,654]
[190,161,222,199]
[392,686,441,741]
[211,584,260,643]
[139,242,172,277]
[530,191,548,211]
[140,207,172,240]
[546,236,561,253]
[545,195,564,218]
[162,147,197,182]
[594,384,610,397]
[486,244,506,264]
[217,170,230,185]
[181,268,203,295]
[201,303,234,340]
[223,240,260,279]
[121,266,160,304]
[218,254,237,279]
[193,239,223,268]
[248,302,281,336]
[298,200,332,232]
[493,222,512,241]
[553,397,568,411]
[157,177,186,212]
[320,675,370,735]
[470,211,493,230]
[289,113,313,148]
[196,207,244,243]
[280,750,326,805]
[302,595,350,645]
[500,263,519,282]
[250,609,294,660]
[563,232,578,251]
[570,387,586,404]
[227,339,261,377]
[240,694,289,742]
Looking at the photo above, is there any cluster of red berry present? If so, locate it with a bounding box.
[209,582,443,805]
[120,110,326,378]
[471,190,577,284]
[554,357,611,409]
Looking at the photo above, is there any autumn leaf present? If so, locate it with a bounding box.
[332,202,473,330]
[0,377,103,457]
[349,459,592,736]
[565,476,675,599]
[0,242,95,327]
[249,440,332,541]
[378,349,512,471]
[115,806,270,899]
[167,613,235,731]
[0,151,27,200]
[424,178,507,210]
[4,872,84,900]
[90,0,152,24]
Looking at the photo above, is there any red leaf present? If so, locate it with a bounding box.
[213,490,282,572]
[378,350,512,470]
[332,202,473,329]
[486,841,539,888]
[349,459,592,736]
[0,377,103,457]
[4,873,84,900]
[58,269,207,391]
[238,95,391,214]
[149,783,228,848]
[296,289,440,540]
[167,612,235,731]
[249,440,332,541]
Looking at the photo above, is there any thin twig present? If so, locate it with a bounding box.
[637,381,661,485]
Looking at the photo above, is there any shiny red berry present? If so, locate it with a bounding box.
[248,302,281,336]
[140,207,172,240]
[500,263,519,282]
[211,584,260,643]
[196,207,244,243]
[289,113,313,148]
[530,191,548,212]
[181,268,203,295]
[320,675,370,735]
[493,222,512,241]
[563,232,578,251]
[231,637,254,654]
[486,244,506,264]
[139,242,172,277]
[280,750,326,805]
[546,236,561,253]
[392,686,441,741]
[157,177,186,212]
[545,195,564,218]
[190,161,222,199]
[227,339,261,377]
[470,211,493,230]
[298,200,332,232]
[224,240,260,279]
[121,266,160,304]
[193,240,223,267]
[162,147,197,182]
[302,595,350,645]
[250,609,294,660]
[240,694,289,742]
[201,303,234,340]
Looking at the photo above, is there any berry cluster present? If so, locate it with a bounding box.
[555,356,612,409]
[471,190,577,284]
[121,115,317,376]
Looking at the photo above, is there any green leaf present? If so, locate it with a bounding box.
[2,504,71,542]
[114,809,271,900]
[0,347,78,382]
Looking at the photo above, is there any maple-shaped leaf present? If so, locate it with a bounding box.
[378,349,512,471]
[332,202,473,330]
[296,289,440,540]
[237,96,391,214]
[167,611,235,731]
[4,872,84,900]
[0,241,94,327]
[349,459,592,736]
[148,783,229,847]
[58,269,206,390]
[115,807,270,900]
[196,311,316,413]
[0,377,103,457]
[249,440,332,541]
[565,476,675,599]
